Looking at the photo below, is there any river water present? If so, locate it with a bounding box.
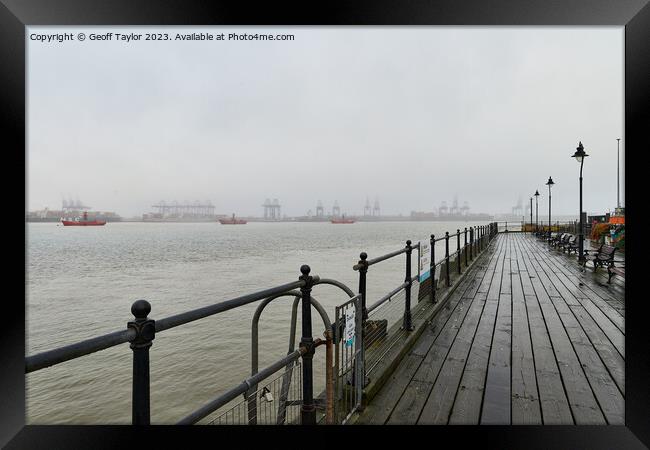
[26,220,489,424]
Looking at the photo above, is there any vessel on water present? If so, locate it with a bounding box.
[61,211,107,226]
[331,215,355,224]
[219,214,247,225]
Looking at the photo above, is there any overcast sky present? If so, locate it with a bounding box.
[27,26,624,218]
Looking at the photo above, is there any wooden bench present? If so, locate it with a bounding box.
[564,235,579,254]
[607,265,625,284]
[549,233,566,247]
[557,234,576,252]
[555,233,572,249]
[583,243,616,270]
[546,232,559,244]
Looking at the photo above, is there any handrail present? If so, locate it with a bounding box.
[25,278,315,373]
[367,281,409,314]
[156,279,314,332]
[26,329,136,373]
[354,247,407,270]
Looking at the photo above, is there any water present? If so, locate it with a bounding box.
[26,220,489,424]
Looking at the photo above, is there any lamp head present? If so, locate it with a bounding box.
[571,141,588,163]
[546,176,555,187]
[534,190,540,197]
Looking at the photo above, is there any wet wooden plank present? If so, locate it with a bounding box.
[448,241,507,425]
[529,273,606,424]
[417,292,487,424]
[550,297,624,424]
[448,293,497,424]
[510,256,542,424]
[524,294,574,424]
[387,294,475,423]
[358,259,484,424]
[568,304,624,394]
[480,292,512,424]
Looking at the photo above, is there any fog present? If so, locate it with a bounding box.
[27,26,624,218]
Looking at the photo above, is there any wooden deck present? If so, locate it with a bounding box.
[355,232,625,425]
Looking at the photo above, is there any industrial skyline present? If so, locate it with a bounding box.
[28,27,623,217]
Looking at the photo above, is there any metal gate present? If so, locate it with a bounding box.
[333,294,363,424]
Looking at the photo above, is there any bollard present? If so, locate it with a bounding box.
[457,229,461,274]
[299,265,316,425]
[445,232,450,287]
[430,234,436,303]
[128,299,155,425]
[402,240,414,331]
[358,252,368,322]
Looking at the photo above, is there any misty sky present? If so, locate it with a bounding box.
[27,26,624,218]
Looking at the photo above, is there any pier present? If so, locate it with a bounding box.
[23,223,624,426]
[353,232,624,425]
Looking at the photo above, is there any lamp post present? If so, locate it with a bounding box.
[546,177,554,235]
[534,190,540,233]
[572,141,588,263]
[616,138,621,209]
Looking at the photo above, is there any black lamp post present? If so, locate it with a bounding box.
[616,138,621,209]
[546,177,554,235]
[534,190,540,233]
[572,141,588,263]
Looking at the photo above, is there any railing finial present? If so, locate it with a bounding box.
[131,299,151,320]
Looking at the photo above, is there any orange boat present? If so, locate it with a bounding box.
[61,211,106,226]
[331,215,355,224]
[219,214,247,225]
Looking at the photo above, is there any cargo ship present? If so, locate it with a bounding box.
[219,214,247,225]
[331,215,355,224]
[61,211,107,226]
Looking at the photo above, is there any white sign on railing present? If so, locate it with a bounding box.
[419,240,431,282]
[344,308,355,347]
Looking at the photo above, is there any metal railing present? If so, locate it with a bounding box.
[351,223,498,392]
[25,265,358,426]
[26,223,500,426]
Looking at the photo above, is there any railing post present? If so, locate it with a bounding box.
[430,234,436,303]
[445,232,450,287]
[357,252,369,391]
[457,229,461,274]
[469,227,473,260]
[128,299,155,425]
[358,252,368,322]
[464,228,468,266]
[299,265,316,425]
[505,221,508,233]
[481,225,485,251]
[402,240,414,331]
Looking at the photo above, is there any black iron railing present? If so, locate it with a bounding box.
[26,222,500,425]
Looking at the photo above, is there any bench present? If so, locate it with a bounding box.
[564,235,579,254]
[555,233,572,249]
[557,234,576,252]
[607,265,625,284]
[583,243,616,270]
[546,232,559,244]
[549,233,566,247]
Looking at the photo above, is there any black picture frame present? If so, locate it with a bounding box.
[2,0,648,447]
